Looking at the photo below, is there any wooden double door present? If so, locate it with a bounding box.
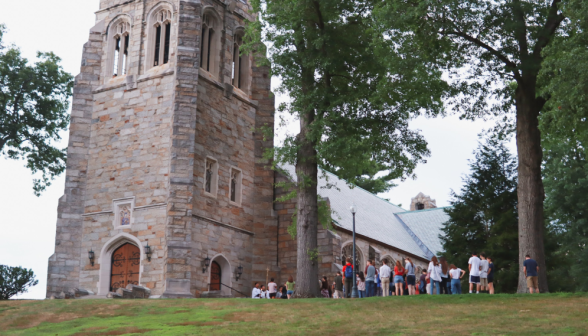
[110,243,140,291]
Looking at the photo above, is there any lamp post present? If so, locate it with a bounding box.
[350,204,359,298]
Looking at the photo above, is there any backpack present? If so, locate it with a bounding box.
[345,265,354,278]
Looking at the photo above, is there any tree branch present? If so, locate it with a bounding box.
[512,0,529,60]
[442,29,520,79]
[532,0,565,58]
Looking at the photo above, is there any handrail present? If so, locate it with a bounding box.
[207,283,248,298]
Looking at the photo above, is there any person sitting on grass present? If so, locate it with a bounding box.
[523,254,540,294]
[252,282,261,299]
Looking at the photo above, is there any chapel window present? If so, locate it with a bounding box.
[229,168,242,205]
[416,202,425,210]
[200,12,220,75]
[204,158,218,196]
[232,33,249,90]
[152,9,173,67]
[112,21,130,77]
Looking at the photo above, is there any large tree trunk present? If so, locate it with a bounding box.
[294,112,320,298]
[515,84,549,293]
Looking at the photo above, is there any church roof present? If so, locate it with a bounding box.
[279,165,449,261]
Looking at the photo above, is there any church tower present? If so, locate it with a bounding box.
[410,192,437,211]
[46,0,276,298]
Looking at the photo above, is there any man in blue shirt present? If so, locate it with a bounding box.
[523,254,540,294]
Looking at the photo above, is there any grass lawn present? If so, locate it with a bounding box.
[1,293,588,335]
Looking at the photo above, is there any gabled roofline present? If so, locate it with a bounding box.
[394,214,435,260]
[397,206,452,215]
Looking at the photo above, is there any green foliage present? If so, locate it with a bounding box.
[307,248,320,264]
[374,0,565,118]
[540,0,588,292]
[441,136,519,293]
[0,265,38,300]
[0,24,73,196]
[245,0,447,189]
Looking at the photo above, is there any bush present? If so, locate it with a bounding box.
[0,265,38,300]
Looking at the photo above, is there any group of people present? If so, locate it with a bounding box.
[251,252,542,299]
[251,276,295,299]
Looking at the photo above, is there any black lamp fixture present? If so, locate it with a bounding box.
[236,264,244,281]
[145,243,152,262]
[202,256,211,274]
[88,249,95,266]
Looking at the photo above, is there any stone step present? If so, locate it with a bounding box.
[200,291,233,299]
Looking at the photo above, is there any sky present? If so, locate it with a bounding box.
[0,0,514,300]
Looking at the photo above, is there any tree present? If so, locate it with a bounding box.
[377,0,567,292]
[441,137,520,293]
[0,265,38,300]
[246,0,446,297]
[0,24,73,196]
[540,0,588,291]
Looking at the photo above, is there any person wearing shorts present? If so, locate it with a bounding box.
[523,255,539,293]
[479,253,489,292]
[487,257,495,295]
[268,278,278,299]
[468,252,482,294]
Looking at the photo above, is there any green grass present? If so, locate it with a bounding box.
[1,293,588,335]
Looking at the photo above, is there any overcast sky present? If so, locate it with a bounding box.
[0,0,514,299]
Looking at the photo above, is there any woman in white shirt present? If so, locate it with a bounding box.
[449,264,466,294]
[427,256,442,295]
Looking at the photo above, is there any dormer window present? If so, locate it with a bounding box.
[111,21,130,77]
[152,9,173,67]
[200,11,220,76]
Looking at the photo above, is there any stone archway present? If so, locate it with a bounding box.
[209,254,232,296]
[341,243,364,273]
[97,233,144,295]
[381,255,397,269]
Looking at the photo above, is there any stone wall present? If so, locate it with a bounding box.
[46,25,103,298]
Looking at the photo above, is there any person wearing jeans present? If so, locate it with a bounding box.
[449,264,465,294]
[365,260,376,297]
[427,256,442,295]
[357,271,366,298]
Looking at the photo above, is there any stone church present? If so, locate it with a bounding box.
[46,0,449,299]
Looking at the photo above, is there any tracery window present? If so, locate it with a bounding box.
[111,21,130,77]
[200,12,220,76]
[152,9,173,67]
[232,33,249,90]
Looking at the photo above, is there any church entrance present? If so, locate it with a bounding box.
[210,261,221,291]
[110,243,140,291]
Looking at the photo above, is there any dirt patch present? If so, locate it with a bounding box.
[172,310,190,314]
[95,327,153,336]
[70,326,108,336]
[170,321,224,327]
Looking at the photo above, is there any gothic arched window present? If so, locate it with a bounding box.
[200,11,220,76]
[204,158,218,196]
[152,9,173,67]
[229,168,242,205]
[232,32,250,91]
[111,21,130,77]
[416,202,425,210]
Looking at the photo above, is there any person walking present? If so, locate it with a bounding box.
[321,276,330,298]
[479,253,489,293]
[523,254,540,294]
[427,256,442,295]
[468,252,482,294]
[365,260,376,297]
[439,257,450,294]
[393,260,405,296]
[487,256,495,295]
[379,259,392,297]
[449,264,465,294]
[268,278,278,299]
[357,271,366,298]
[342,258,354,298]
[285,276,295,299]
[405,258,416,295]
[252,282,262,299]
[334,271,344,299]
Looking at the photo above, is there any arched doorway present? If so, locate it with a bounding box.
[210,261,221,291]
[341,244,364,272]
[110,243,140,291]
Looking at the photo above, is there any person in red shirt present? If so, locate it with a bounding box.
[393,260,405,296]
[342,258,354,298]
